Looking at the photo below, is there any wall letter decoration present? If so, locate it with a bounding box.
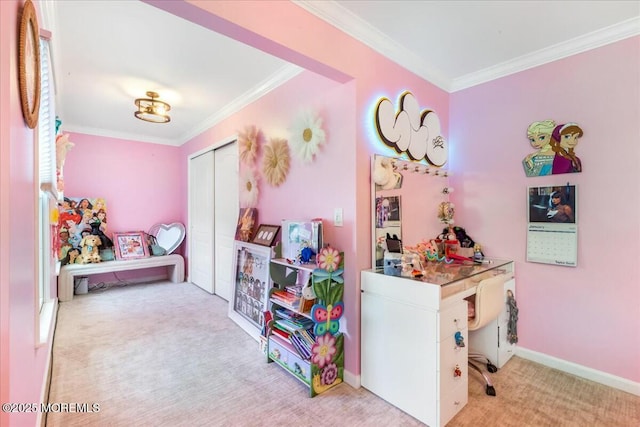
[374,91,448,166]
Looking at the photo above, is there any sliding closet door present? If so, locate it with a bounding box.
[213,141,238,301]
[188,139,238,299]
[189,150,215,294]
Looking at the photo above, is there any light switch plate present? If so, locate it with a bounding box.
[334,208,343,227]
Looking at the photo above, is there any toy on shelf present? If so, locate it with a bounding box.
[77,235,102,264]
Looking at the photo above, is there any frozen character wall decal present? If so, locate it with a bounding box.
[523,120,583,176]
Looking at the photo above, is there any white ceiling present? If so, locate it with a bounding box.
[42,1,640,146]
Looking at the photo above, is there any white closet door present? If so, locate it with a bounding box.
[213,142,238,301]
[189,150,215,293]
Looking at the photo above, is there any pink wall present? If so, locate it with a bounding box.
[0,1,54,425]
[62,132,184,284]
[160,0,449,379]
[450,36,640,382]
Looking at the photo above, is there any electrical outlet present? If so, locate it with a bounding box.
[334,208,343,227]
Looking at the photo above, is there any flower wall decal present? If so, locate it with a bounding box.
[239,168,259,208]
[262,137,290,187]
[289,110,326,164]
[238,125,261,165]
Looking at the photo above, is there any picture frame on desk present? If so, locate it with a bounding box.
[228,241,273,341]
[113,231,149,260]
[252,224,280,247]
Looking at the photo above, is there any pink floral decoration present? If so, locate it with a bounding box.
[311,333,336,369]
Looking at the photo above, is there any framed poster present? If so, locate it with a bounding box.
[228,241,272,341]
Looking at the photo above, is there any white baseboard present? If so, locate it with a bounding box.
[96,274,170,287]
[343,370,360,389]
[516,346,640,396]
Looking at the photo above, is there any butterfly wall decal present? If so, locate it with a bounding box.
[311,302,344,336]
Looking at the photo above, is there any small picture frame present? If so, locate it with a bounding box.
[251,224,280,247]
[113,231,150,260]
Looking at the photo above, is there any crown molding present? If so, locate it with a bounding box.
[296,1,640,94]
[294,0,452,91]
[176,64,303,145]
[450,16,640,92]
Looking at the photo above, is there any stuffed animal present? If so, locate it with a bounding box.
[373,156,403,190]
[77,235,102,264]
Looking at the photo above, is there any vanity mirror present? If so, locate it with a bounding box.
[371,154,449,267]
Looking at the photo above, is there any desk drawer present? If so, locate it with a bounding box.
[440,382,468,426]
[440,301,468,340]
[439,332,468,394]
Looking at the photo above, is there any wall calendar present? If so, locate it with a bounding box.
[526,185,578,267]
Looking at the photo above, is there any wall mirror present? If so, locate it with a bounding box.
[371,154,449,267]
[149,222,186,255]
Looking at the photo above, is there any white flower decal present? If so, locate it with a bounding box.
[289,110,326,164]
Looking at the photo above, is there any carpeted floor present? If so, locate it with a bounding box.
[47,281,640,426]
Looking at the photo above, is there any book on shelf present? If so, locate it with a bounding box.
[272,325,291,342]
[289,332,311,360]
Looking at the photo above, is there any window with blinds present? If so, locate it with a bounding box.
[39,38,57,199]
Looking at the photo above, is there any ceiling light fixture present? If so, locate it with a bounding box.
[134,91,171,123]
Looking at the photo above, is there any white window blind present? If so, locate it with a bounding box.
[38,38,57,199]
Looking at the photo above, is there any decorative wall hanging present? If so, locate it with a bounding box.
[289,110,326,164]
[262,137,290,187]
[239,125,262,165]
[374,91,448,166]
[18,0,41,129]
[527,185,578,267]
[523,120,583,177]
[239,168,259,208]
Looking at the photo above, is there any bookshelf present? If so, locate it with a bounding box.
[265,253,344,397]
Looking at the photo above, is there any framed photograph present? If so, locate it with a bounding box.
[252,224,280,247]
[375,195,401,228]
[18,0,41,129]
[113,231,150,260]
[528,185,577,223]
[235,207,257,242]
[281,220,323,261]
[228,241,272,341]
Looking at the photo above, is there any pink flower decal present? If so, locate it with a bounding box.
[317,246,341,273]
[311,333,336,369]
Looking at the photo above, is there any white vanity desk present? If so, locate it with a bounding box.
[360,259,514,427]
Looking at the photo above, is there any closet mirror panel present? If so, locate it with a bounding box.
[371,154,449,267]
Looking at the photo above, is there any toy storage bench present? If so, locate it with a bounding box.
[58,254,185,302]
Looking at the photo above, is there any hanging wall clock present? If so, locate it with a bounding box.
[18,0,41,129]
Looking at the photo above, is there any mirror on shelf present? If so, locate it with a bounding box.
[371,154,449,267]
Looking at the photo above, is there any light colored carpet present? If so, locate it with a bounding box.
[47,281,640,426]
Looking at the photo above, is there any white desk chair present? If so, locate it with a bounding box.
[467,274,507,396]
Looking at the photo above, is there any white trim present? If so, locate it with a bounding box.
[343,369,360,389]
[35,298,57,427]
[517,346,640,396]
[62,64,302,147]
[450,16,640,92]
[177,64,302,145]
[297,1,640,93]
